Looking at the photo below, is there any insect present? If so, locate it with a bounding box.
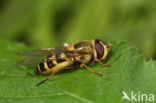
[16,39,112,87]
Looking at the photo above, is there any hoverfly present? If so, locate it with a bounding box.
[16,39,112,87]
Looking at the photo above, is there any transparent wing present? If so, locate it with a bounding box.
[16,55,48,66]
[16,47,64,57]
[16,47,92,66]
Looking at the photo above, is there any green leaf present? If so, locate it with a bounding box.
[0,40,156,103]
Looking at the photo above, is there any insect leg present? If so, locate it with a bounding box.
[35,71,56,87]
[91,59,95,64]
[95,59,111,67]
[80,63,104,77]
[35,66,66,87]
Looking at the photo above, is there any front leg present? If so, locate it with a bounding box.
[91,59,111,67]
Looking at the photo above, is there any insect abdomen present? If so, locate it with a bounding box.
[35,53,73,74]
[35,61,55,74]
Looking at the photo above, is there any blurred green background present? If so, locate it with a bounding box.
[0,0,155,59]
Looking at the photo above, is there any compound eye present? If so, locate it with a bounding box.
[95,40,104,59]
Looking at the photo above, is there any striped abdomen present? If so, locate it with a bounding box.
[35,53,74,74]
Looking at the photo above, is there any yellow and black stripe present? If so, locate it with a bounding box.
[35,53,67,74]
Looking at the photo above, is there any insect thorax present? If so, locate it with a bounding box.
[73,41,93,52]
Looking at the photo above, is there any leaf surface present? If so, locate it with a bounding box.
[0,40,156,103]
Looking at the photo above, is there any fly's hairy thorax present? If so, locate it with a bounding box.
[75,54,93,64]
[67,41,94,64]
